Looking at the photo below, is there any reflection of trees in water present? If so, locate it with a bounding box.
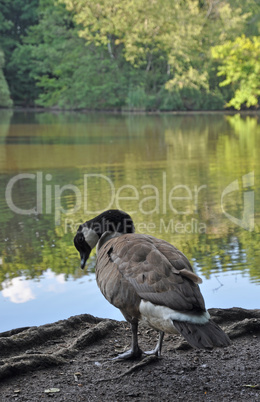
[1,215,259,288]
[0,113,259,287]
[0,109,13,139]
[188,232,260,284]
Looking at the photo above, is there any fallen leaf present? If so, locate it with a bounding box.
[243,384,260,389]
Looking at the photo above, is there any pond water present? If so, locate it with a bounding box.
[0,110,259,333]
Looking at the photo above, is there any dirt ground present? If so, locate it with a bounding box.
[0,307,259,402]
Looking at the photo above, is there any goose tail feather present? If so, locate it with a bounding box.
[172,319,231,349]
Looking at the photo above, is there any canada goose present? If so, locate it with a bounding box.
[74,210,230,359]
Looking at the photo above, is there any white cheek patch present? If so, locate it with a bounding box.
[82,227,99,249]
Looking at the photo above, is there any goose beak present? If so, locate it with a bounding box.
[80,250,90,269]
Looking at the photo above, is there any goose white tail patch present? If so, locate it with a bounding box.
[139,300,210,334]
[82,227,99,249]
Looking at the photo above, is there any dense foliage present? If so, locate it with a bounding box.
[0,0,259,110]
[0,50,12,107]
[212,35,260,110]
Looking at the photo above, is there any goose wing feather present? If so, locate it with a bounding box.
[96,233,205,314]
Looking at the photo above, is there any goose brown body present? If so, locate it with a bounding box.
[96,233,205,323]
[74,210,230,359]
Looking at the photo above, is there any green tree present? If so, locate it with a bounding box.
[20,1,136,109]
[0,0,39,105]
[0,50,13,107]
[212,35,260,110]
[1,0,259,109]
[60,0,203,88]
[60,0,249,94]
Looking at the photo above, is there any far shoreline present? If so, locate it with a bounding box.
[1,106,260,116]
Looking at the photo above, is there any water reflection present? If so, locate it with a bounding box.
[0,112,259,331]
[0,268,120,332]
[2,276,36,304]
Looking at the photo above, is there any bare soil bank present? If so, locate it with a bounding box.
[0,307,259,401]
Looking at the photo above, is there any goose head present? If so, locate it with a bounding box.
[74,209,135,269]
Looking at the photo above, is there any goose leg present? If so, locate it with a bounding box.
[144,331,164,357]
[112,321,142,360]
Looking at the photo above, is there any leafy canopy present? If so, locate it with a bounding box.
[0,50,13,107]
[60,0,250,94]
[212,35,260,110]
[0,0,259,109]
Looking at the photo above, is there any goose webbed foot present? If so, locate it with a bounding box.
[143,348,161,357]
[144,331,164,357]
[111,346,143,360]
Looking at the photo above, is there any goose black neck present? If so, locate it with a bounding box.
[84,209,135,237]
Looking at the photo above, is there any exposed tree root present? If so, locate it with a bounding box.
[0,315,118,381]
[0,308,259,381]
[0,354,67,380]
